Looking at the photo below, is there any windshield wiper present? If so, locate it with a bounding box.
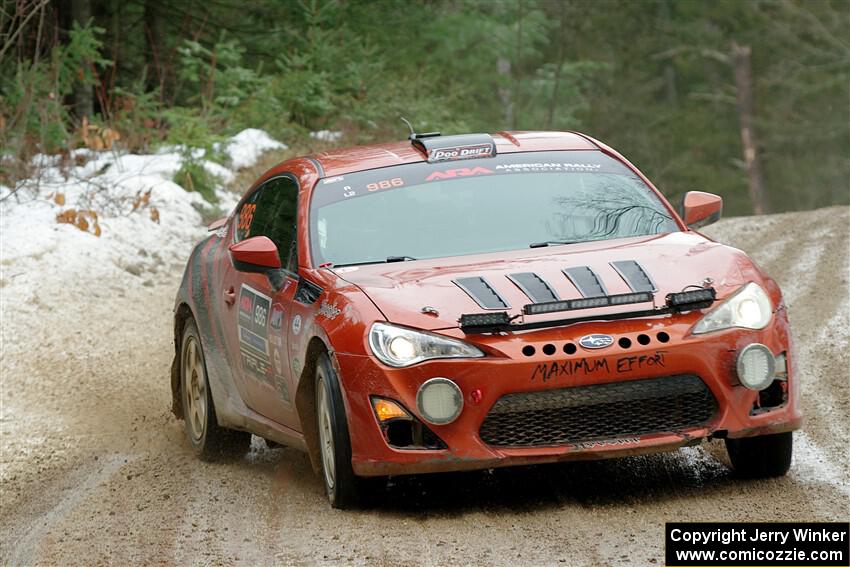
[529,240,580,248]
[332,256,417,268]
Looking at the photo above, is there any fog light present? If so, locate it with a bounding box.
[736,343,776,390]
[416,378,463,425]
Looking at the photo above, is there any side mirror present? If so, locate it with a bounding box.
[681,191,723,229]
[229,236,281,272]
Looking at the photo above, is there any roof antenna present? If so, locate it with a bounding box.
[400,116,416,139]
[400,116,440,141]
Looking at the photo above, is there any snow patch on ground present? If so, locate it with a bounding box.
[309,130,342,143]
[220,128,287,170]
[0,129,286,310]
[793,430,850,498]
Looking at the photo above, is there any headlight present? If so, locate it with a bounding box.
[369,322,485,367]
[692,282,772,335]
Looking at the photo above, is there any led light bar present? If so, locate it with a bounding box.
[459,311,512,331]
[611,292,655,305]
[666,287,716,311]
[522,291,653,316]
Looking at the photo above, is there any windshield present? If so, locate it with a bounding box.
[310,150,677,267]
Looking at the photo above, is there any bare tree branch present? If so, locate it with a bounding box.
[0,0,50,64]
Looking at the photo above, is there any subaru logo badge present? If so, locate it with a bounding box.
[579,334,614,349]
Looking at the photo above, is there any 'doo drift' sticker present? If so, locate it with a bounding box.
[428,143,495,163]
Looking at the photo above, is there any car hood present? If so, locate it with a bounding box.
[331,232,765,330]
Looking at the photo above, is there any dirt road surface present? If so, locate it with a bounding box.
[2,206,848,566]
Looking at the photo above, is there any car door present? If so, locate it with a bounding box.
[220,175,301,430]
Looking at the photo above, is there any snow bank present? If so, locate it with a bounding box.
[220,128,287,170]
[0,129,286,305]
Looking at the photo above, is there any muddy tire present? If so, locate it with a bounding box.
[725,431,793,478]
[315,352,379,509]
[180,318,250,460]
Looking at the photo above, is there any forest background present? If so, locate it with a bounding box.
[2,0,848,215]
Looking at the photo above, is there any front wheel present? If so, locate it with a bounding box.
[315,353,379,508]
[725,431,793,478]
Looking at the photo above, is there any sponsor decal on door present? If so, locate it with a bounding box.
[238,284,272,382]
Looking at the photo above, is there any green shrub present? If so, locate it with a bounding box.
[173,155,220,204]
[0,23,108,161]
[110,79,166,151]
[162,107,224,150]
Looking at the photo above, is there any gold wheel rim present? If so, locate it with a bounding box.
[183,336,207,443]
[317,375,336,491]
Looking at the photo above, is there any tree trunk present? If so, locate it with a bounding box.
[660,0,678,106]
[512,0,523,129]
[143,0,163,93]
[731,42,768,215]
[497,57,513,127]
[71,0,94,120]
[546,1,566,129]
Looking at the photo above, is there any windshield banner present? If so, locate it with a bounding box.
[312,150,633,208]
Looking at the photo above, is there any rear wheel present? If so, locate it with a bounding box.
[181,318,250,460]
[315,353,380,508]
[725,431,793,478]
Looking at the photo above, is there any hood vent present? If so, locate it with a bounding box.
[507,272,559,303]
[453,276,510,310]
[611,260,656,293]
[563,266,608,298]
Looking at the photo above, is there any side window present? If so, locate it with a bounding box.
[235,176,299,271]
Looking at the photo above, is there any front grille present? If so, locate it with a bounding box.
[479,375,717,447]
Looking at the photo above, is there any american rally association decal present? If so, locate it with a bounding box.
[238,284,273,381]
[495,162,602,173]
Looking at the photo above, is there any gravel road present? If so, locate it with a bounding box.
[1,206,848,566]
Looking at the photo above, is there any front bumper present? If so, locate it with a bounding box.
[334,309,801,477]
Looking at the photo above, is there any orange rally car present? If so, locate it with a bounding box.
[171,130,801,508]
